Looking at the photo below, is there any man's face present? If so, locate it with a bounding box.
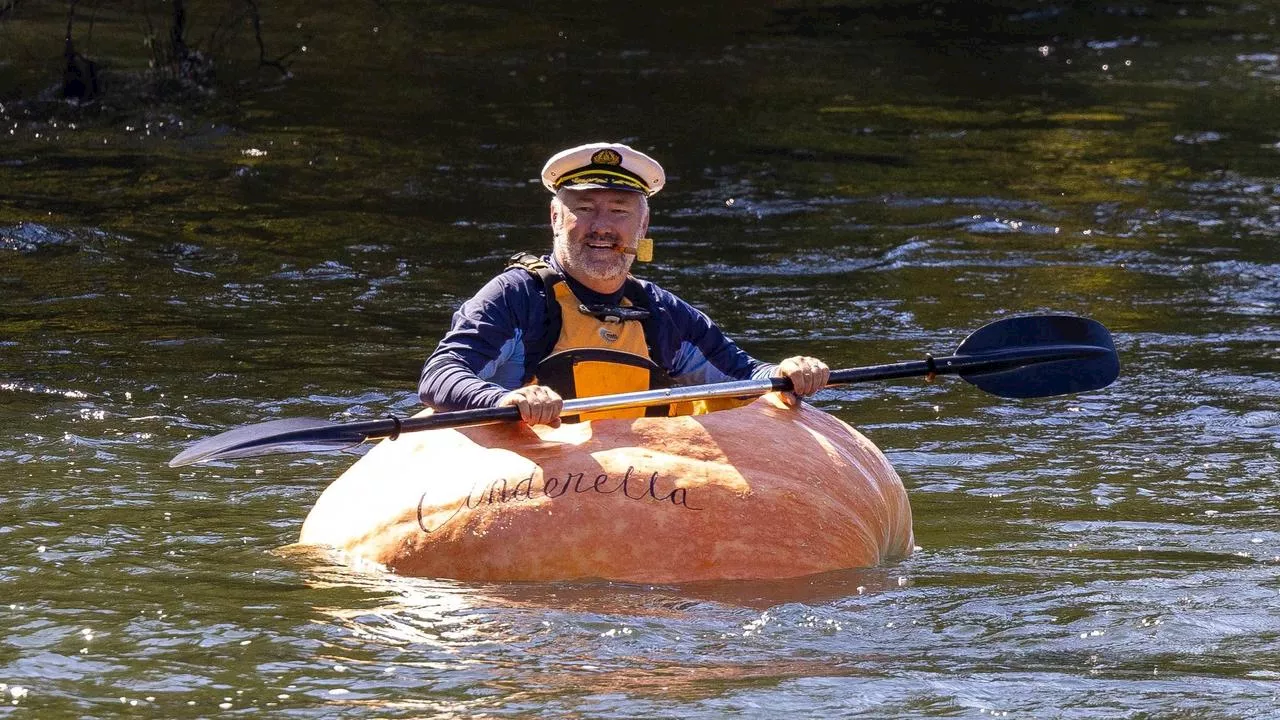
[551,188,649,294]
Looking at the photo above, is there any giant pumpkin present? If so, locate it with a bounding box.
[299,395,914,583]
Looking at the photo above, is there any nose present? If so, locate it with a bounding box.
[587,213,613,235]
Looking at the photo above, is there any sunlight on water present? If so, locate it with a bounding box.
[3,1,1280,717]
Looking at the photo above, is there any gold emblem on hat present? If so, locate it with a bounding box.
[591,148,623,165]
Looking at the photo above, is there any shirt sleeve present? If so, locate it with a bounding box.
[644,283,776,385]
[418,271,546,411]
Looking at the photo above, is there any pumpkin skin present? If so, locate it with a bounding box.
[299,395,914,583]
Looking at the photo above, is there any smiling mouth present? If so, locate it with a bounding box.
[586,243,634,258]
[584,236,622,252]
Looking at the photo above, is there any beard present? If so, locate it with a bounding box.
[555,232,635,290]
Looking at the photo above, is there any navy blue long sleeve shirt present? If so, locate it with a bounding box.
[418,256,775,411]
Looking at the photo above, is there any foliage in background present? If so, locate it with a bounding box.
[0,0,302,111]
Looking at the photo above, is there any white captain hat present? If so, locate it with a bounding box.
[540,142,666,197]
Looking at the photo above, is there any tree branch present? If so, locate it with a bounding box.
[244,0,291,76]
[0,0,24,22]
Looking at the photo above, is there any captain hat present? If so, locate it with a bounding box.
[541,142,666,197]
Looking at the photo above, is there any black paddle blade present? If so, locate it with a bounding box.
[169,417,367,467]
[955,315,1119,399]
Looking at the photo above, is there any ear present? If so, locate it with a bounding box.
[549,196,563,231]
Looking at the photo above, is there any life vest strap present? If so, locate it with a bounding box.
[507,252,563,326]
[577,303,651,323]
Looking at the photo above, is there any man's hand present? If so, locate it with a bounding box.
[773,356,831,407]
[498,385,564,427]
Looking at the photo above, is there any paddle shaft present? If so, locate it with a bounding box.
[168,313,1119,466]
[325,342,1109,441]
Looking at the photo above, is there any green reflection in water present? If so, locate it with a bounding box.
[2,2,1279,718]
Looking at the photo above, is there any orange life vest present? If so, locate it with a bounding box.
[509,253,668,421]
[508,253,753,421]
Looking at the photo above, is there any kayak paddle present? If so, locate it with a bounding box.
[169,313,1119,467]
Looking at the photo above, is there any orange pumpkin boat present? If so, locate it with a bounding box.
[178,315,1117,583]
[298,395,914,583]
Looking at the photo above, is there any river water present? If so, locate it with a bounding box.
[3,2,1279,717]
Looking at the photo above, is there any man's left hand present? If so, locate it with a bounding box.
[774,356,830,407]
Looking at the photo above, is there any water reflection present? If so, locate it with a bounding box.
[4,0,1280,716]
[291,557,915,713]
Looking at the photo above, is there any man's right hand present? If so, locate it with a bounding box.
[498,385,564,427]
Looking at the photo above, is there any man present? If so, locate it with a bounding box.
[418,142,830,427]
